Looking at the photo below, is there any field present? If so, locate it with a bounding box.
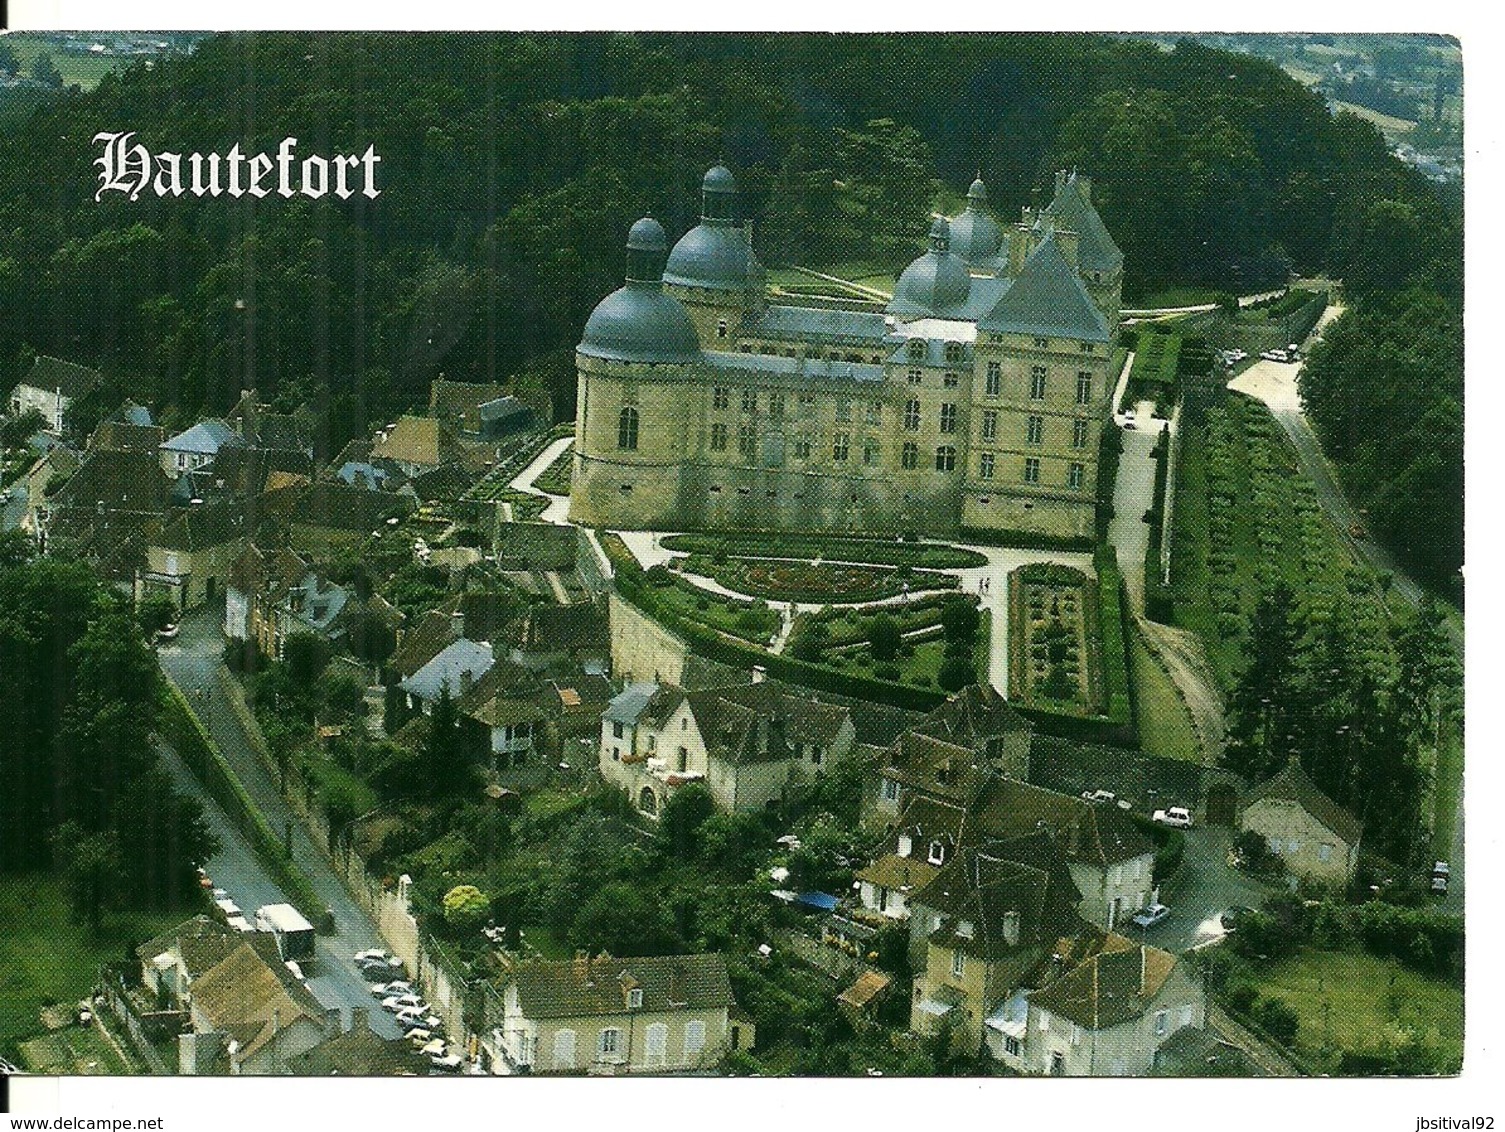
[0,874,181,1063]
[1,33,134,89]
[19,1025,131,1075]
[1249,948,1462,1074]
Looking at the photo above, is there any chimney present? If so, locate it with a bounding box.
[460,668,474,695]
[1055,169,1069,196]
[325,1007,342,1036]
[451,608,465,640]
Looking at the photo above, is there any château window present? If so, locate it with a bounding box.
[903,399,921,431]
[863,440,880,466]
[935,445,956,472]
[982,410,998,441]
[1029,367,1047,400]
[832,432,850,462]
[836,398,852,422]
[742,389,756,413]
[1082,342,1096,352]
[617,407,639,450]
[1026,415,1044,446]
[945,342,963,363]
[1069,462,1085,490]
[716,319,728,339]
[939,403,957,434]
[985,362,1002,397]
[908,369,923,386]
[738,424,756,459]
[866,400,882,426]
[1072,418,1090,448]
[979,453,995,479]
[951,950,965,978]
[908,339,927,362]
[944,371,960,389]
[901,442,919,470]
[1076,373,1092,405]
[794,434,812,460]
[710,423,728,451]
[768,393,785,420]
[1024,457,1041,484]
[799,392,817,414]
[713,386,729,410]
[1034,337,1050,349]
[599,1028,621,1057]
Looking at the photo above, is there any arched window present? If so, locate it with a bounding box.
[901,442,919,470]
[617,407,639,450]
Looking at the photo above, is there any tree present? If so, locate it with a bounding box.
[424,683,472,800]
[1,407,45,447]
[283,632,331,686]
[660,782,715,859]
[0,39,19,75]
[868,614,901,663]
[1223,583,1297,782]
[50,821,125,933]
[137,593,177,637]
[571,881,680,957]
[442,883,491,930]
[31,52,62,88]
[937,653,974,693]
[696,811,766,879]
[789,619,828,662]
[939,595,980,646]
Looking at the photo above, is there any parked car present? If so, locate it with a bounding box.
[153,623,180,643]
[1152,806,1193,829]
[402,1013,444,1034]
[395,1005,432,1026]
[1431,861,1451,895]
[371,980,413,998]
[430,1052,464,1072]
[1132,902,1171,929]
[382,993,423,1012]
[354,948,391,963]
[405,1028,433,1045]
[1081,789,1117,805]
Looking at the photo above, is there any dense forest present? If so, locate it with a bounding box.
[0,532,218,923]
[0,31,1462,586]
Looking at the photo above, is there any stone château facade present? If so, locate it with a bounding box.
[570,166,1123,540]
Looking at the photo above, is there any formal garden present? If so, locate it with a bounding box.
[1007,563,1106,717]
[678,553,957,604]
[659,533,986,571]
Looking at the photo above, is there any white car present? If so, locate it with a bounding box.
[430,1053,464,1072]
[382,994,424,1012]
[1152,806,1193,829]
[354,948,393,963]
[371,980,413,998]
[1132,903,1171,929]
[395,1005,432,1025]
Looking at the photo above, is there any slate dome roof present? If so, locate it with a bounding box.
[579,217,702,365]
[664,224,763,291]
[890,217,972,316]
[949,177,1004,266]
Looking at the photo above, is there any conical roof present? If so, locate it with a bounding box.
[978,235,1110,342]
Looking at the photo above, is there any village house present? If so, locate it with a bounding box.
[400,637,496,713]
[456,657,552,771]
[371,414,460,478]
[136,501,248,610]
[1239,761,1362,887]
[493,952,749,1074]
[1017,939,1205,1076]
[427,376,506,436]
[286,1008,430,1076]
[598,678,855,817]
[8,355,101,432]
[179,940,332,1075]
[224,543,312,651]
[159,418,243,478]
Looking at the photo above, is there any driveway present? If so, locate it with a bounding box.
[1134,826,1274,955]
[156,607,403,1038]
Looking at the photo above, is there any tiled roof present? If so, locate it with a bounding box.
[189,942,326,1061]
[135,915,236,964]
[967,778,1154,866]
[512,953,734,1020]
[287,1021,429,1076]
[295,482,414,532]
[911,684,1031,751]
[856,852,941,893]
[89,421,165,453]
[51,448,170,516]
[23,356,101,399]
[1244,761,1362,845]
[154,502,248,552]
[391,608,459,678]
[429,378,505,433]
[1029,938,1177,1030]
[521,602,609,654]
[679,681,852,767]
[409,461,476,502]
[1042,172,1123,274]
[372,415,457,469]
[456,658,549,728]
[753,305,893,344]
[978,235,1110,342]
[603,682,661,726]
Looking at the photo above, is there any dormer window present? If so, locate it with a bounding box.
[956,919,975,939]
[928,840,946,866]
[628,988,643,1009]
[897,834,913,858]
[908,339,926,362]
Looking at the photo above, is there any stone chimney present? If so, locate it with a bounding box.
[451,607,465,640]
[325,1007,342,1036]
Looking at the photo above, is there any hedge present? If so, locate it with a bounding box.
[1143,428,1176,623]
[158,681,326,925]
[659,532,986,569]
[1093,545,1133,726]
[958,527,1096,553]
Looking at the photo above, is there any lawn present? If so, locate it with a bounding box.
[1250,948,1462,1074]
[0,874,183,1062]
[20,1025,131,1075]
[644,576,780,644]
[1127,624,1202,763]
[1131,286,1227,309]
[2,33,135,89]
[532,448,573,495]
[683,554,957,604]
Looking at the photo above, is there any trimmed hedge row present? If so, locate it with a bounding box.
[1093,545,1133,726]
[1143,428,1176,623]
[958,527,1096,553]
[659,533,987,569]
[159,681,326,925]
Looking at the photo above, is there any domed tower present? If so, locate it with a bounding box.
[663,164,766,346]
[571,217,702,529]
[888,216,973,320]
[948,177,1005,272]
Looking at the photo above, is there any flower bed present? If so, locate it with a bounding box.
[682,553,957,604]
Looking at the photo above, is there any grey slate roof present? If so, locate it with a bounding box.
[1043,173,1123,274]
[603,681,660,726]
[400,638,495,703]
[162,418,243,456]
[579,283,702,365]
[753,305,892,344]
[664,221,763,292]
[512,953,735,1020]
[978,236,1110,342]
[949,191,1005,266]
[703,351,885,384]
[888,247,973,319]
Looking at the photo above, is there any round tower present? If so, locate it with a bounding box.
[663,164,765,346]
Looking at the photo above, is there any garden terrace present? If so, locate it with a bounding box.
[658,533,986,570]
[679,554,958,604]
[1125,330,1181,409]
[1007,563,1105,718]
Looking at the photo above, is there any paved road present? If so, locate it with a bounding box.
[156,609,404,1038]
[508,434,573,524]
[1143,826,1275,955]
